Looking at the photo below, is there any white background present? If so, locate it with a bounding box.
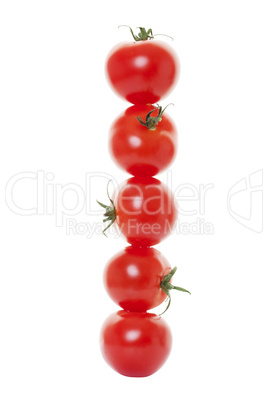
[0,0,267,401]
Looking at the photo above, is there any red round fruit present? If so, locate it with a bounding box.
[109,104,178,176]
[104,246,171,312]
[106,40,179,104]
[114,176,177,246]
[100,310,172,377]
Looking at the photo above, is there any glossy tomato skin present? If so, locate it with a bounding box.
[104,246,171,312]
[114,176,177,246]
[106,40,179,104]
[100,310,172,377]
[109,104,178,176]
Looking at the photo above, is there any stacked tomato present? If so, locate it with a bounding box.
[98,27,190,377]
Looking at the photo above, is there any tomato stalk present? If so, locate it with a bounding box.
[97,181,116,236]
[118,25,173,41]
[160,267,191,315]
[136,103,174,130]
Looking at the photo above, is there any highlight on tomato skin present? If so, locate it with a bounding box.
[105,39,180,104]
[100,310,172,377]
[109,104,178,177]
[103,246,171,312]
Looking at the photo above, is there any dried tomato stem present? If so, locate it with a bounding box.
[136,103,174,130]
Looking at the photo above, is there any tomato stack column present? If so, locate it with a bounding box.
[98,27,190,378]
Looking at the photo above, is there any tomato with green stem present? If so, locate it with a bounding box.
[97,177,177,247]
[106,26,180,104]
[109,103,177,176]
[104,246,190,314]
[100,310,172,377]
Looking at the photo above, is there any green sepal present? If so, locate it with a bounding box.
[160,267,191,315]
[118,25,173,41]
[96,180,116,236]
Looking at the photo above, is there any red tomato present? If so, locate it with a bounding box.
[100,310,172,377]
[109,104,178,176]
[104,246,171,312]
[106,40,179,104]
[104,176,177,246]
[114,177,177,246]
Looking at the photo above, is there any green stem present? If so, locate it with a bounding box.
[160,267,191,315]
[96,180,116,236]
[118,26,173,41]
